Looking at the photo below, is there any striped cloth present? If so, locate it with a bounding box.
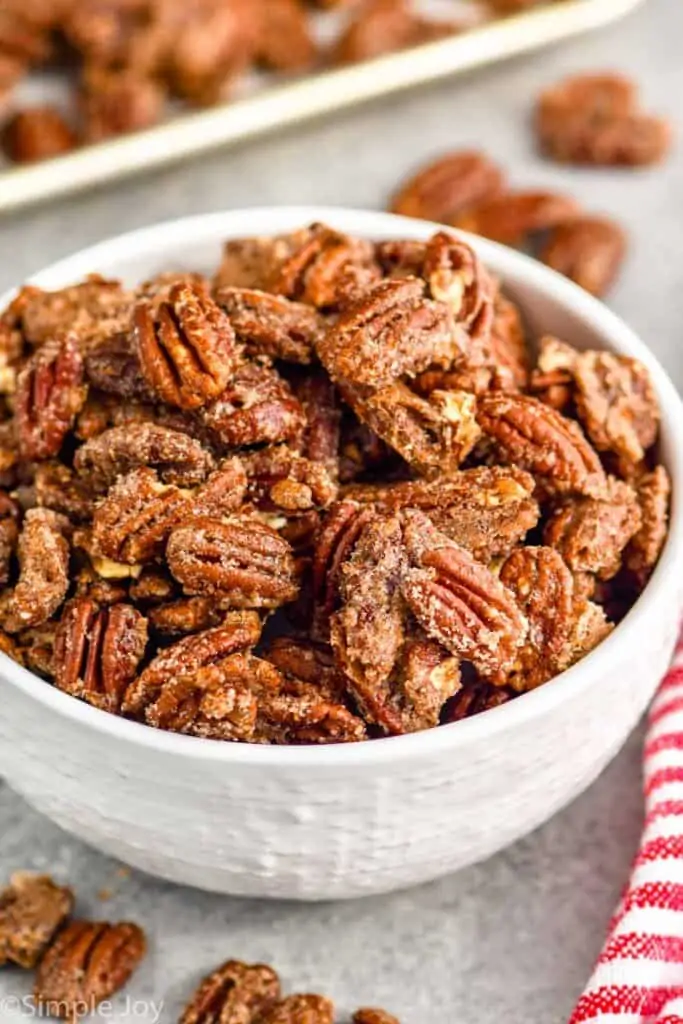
[570,633,683,1024]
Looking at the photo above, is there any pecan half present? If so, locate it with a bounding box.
[199,362,305,448]
[74,422,215,489]
[53,599,148,713]
[192,458,248,517]
[390,150,505,224]
[316,277,465,390]
[257,681,368,745]
[476,391,606,496]
[294,370,342,477]
[544,477,641,581]
[498,546,575,689]
[148,596,226,637]
[166,516,299,607]
[31,462,97,522]
[215,287,325,364]
[89,467,189,564]
[34,920,146,1020]
[539,216,627,297]
[536,72,671,166]
[488,292,530,391]
[256,0,316,71]
[84,330,153,401]
[353,1010,401,1024]
[259,995,335,1024]
[343,465,539,562]
[333,0,458,64]
[180,959,281,1024]
[2,106,77,164]
[0,873,74,969]
[16,336,86,460]
[1,509,70,633]
[134,282,238,409]
[442,679,512,722]
[81,66,165,142]
[242,446,338,514]
[624,465,671,588]
[453,191,580,247]
[9,276,131,350]
[0,490,19,586]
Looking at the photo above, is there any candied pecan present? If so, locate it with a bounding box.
[89,467,189,564]
[134,282,238,409]
[442,679,512,722]
[400,510,528,676]
[15,622,56,677]
[344,465,539,562]
[497,546,574,690]
[353,1010,401,1024]
[148,596,225,637]
[0,627,23,664]
[53,598,148,713]
[422,232,494,342]
[16,336,86,460]
[313,500,381,631]
[1,509,70,633]
[317,277,465,390]
[344,381,481,477]
[1,107,77,164]
[338,415,399,483]
[0,490,19,586]
[390,150,505,224]
[268,224,381,310]
[544,477,641,581]
[528,334,575,411]
[488,293,530,390]
[0,873,74,969]
[453,191,580,247]
[31,462,96,522]
[624,465,671,588]
[294,370,342,477]
[242,446,337,514]
[84,330,153,400]
[122,612,277,740]
[476,391,606,496]
[10,276,131,350]
[179,959,281,1024]
[167,516,298,607]
[536,72,671,166]
[128,565,177,605]
[256,0,316,71]
[539,216,627,297]
[259,994,335,1024]
[81,66,165,141]
[257,680,367,744]
[265,635,348,702]
[166,0,258,104]
[557,597,613,672]
[34,920,146,1020]
[74,564,129,605]
[572,350,659,468]
[333,0,457,64]
[192,458,248,517]
[74,422,214,489]
[214,236,288,292]
[215,287,325,364]
[199,362,305,448]
[63,0,164,71]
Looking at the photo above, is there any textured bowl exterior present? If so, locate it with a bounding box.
[1,208,682,900]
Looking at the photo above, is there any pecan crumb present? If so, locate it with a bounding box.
[0,873,74,969]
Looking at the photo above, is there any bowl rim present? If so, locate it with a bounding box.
[2,204,682,768]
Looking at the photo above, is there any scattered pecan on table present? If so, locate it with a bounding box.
[0,873,74,969]
[0,222,669,743]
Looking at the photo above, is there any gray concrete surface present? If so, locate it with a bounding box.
[0,0,680,1019]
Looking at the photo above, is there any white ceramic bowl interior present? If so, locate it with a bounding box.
[1,207,682,901]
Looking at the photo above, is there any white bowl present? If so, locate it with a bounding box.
[1,207,682,901]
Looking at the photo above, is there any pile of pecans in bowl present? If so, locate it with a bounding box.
[0,222,670,744]
[0,0,555,165]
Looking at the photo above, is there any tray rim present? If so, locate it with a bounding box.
[0,0,647,216]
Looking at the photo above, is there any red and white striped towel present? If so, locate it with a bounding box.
[570,633,683,1024]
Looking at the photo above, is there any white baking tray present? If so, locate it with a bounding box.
[0,0,646,215]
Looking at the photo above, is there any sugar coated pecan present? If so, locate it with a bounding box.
[199,362,305,448]
[16,336,86,460]
[294,370,342,477]
[89,467,189,565]
[317,277,465,390]
[10,276,131,350]
[1,106,77,163]
[74,421,214,489]
[390,150,505,224]
[54,599,148,713]
[313,500,379,632]
[134,282,238,409]
[544,477,641,581]
[442,679,512,722]
[454,190,580,247]
[0,491,19,586]
[167,516,298,607]
[624,465,671,588]
[536,72,671,166]
[81,66,165,142]
[557,597,613,673]
[192,458,248,517]
[268,224,380,310]
[148,596,225,637]
[353,1010,401,1024]
[34,920,146,1020]
[345,381,481,477]
[0,873,74,969]
[259,994,335,1024]
[1,509,70,633]
[476,391,606,496]
[498,546,574,689]
[256,0,316,71]
[242,446,338,514]
[422,233,494,341]
[333,0,457,65]
[540,216,627,297]
[215,286,325,364]
[488,292,530,390]
[84,330,153,400]
[344,465,539,562]
[256,681,368,745]
[31,462,96,522]
[180,959,281,1024]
